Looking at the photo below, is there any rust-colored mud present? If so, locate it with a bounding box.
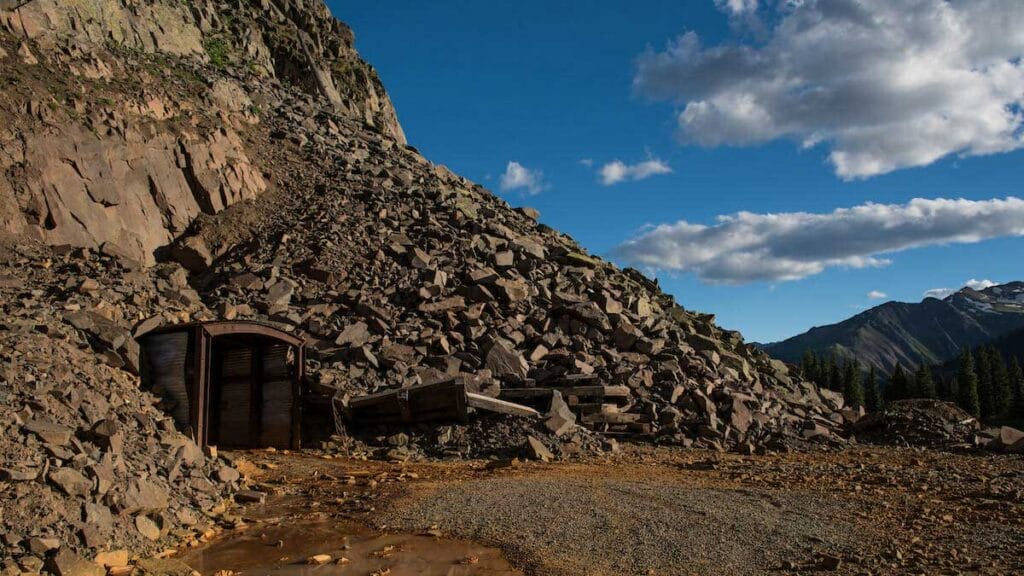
[182,518,522,576]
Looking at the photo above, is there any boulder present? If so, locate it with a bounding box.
[46,550,104,576]
[484,340,528,380]
[49,468,93,498]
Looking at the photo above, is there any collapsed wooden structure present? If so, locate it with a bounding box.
[338,379,540,429]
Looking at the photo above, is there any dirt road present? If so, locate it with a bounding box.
[183,445,1023,576]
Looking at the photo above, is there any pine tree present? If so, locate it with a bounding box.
[989,349,1012,418]
[801,350,819,385]
[827,354,841,391]
[1011,357,1024,421]
[842,360,865,409]
[864,366,882,412]
[887,364,909,401]
[976,346,995,419]
[913,365,936,399]
[935,374,951,401]
[945,373,959,404]
[905,365,920,399]
[957,348,981,418]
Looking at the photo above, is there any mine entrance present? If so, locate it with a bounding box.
[139,321,305,449]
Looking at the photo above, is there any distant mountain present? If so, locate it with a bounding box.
[762,282,1024,375]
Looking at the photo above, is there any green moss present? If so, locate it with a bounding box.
[204,37,230,69]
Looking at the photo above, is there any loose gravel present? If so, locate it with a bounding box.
[376,477,867,575]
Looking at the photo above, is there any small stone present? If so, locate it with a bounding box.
[49,468,93,498]
[28,537,60,555]
[234,490,267,504]
[79,278,101,293]
[135,515,161,541]
[335,322,370,347]
[494,251,514,268]
[91,419,123,453]
[93,551,129,569]
[0,467,38,481]
[484,340,528,380]
[216,466,240,483]
[307,555,332,565]
[24,419,73,445]
[525,436,554,462]
[119,478,169,514]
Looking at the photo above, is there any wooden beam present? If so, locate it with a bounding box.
[466,393,540,418]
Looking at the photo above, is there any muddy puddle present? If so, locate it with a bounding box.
[180,517,522,576]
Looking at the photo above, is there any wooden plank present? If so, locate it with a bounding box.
[558,385,631,398]
[573,403,621,416]
[500,385,631,400]
[498,388,555,401]
[466,393,540,418]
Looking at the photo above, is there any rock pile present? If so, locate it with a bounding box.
[0,241,250,568]
[175,91,848,454]
[977,425,1024,454]
[851,399,981,449]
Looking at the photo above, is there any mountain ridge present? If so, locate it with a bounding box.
[762,282,1024,374]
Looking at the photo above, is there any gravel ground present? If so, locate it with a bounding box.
[216,446,1022,576]
[375,477,866,575]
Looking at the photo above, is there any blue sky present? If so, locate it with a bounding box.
[331,0,1024,343]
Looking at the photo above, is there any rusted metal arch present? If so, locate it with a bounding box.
[142,320,305,347]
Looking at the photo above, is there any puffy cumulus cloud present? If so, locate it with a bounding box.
[499,161,547,195]
[613,197,1024,284]
[965,278,998,291]
[867,290,888,300]
[599,158,672,186]
[633,0,1024,179]
[929,276,999,297]
[923,279,999,300]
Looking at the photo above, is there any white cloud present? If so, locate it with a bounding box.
[923,279,999,300]
[965,278,998,291]
[923,288,955,300]
[867,290,888,299]
[599,158,672,186]
[613,197,1024,284]
[580,158,594,168]
[634,0,1024,179]
[499,161,547,195]
[715,0,758,15]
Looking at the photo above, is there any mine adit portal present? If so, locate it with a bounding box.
[138,321,305,449]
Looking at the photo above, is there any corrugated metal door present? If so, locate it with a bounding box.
[217,347,253,447]
[141,332,192,431]
[260,344,293,448]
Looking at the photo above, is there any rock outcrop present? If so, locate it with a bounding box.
[0,0,404,264]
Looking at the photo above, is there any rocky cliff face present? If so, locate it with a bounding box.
[0,0,403,265]
[0,0,847,567]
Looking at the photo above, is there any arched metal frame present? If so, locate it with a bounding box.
[141,321,305,449]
